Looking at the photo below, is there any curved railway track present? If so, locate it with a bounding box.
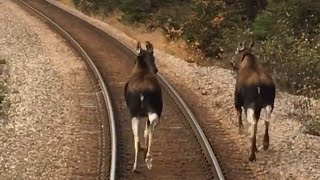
[15,0,225,179]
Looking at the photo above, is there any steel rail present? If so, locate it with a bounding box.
[16,1,117,179]
[156,73,225,180]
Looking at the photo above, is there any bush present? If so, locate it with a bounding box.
[156,2,191,40]
[252,12,275,40]
[251,0,320,98]
[120,0,152,23]
[285,0,320,37]
[181,1,226,58]
[72,0,119,15]
[72,0,320,98]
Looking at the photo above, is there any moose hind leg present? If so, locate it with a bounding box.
[247,108,258,161]
[131,117,140,172]
[144,119,149,148]
[234,90,244,134]
[237,107,244,134]
[145,112,159,170]
[263,105,272,150]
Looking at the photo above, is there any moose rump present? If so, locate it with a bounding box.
[124,79,162,119]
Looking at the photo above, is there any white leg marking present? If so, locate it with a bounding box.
[140,94,144,102]
[262,105,272,150]
[144,119,149,147]
[242,107,247,120]
[265,105,272,122]
[246,108,256,125]
[148,113,159,130]
[131,117,140,172]
[247,108,257,160]
[247,108,257,141]
[145,113,159,170]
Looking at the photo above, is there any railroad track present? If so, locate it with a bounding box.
[15,0,225,179]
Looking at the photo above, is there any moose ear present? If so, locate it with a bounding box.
[248,41,255,49]
[136,41,142,54]
[237,42,245,51]
[145,41,153,53]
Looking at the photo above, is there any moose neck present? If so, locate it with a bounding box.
[132,57,149,74]
[240,53,257,70]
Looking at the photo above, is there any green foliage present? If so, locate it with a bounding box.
[181,1,227,58]
[71,0,320,135]
[119,0,152,23]
[257,38,320,98]
[72,0,189,23]
[285,0,320,37]
[72,0,119,15]
[252,12,275,40]
[250,0,320,98]
[73,0,320,99]
[155,2,190,40]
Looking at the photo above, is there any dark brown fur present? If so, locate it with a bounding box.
[126,59,160,95]
[127,74,160,94]
[236,53,274,88]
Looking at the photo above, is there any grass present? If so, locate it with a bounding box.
[58,0,75,7]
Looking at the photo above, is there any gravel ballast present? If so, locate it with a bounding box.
[0,1,106,179]
[48,0,320,179]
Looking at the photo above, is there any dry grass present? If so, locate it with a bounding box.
[103,13,193,60]
[57,0,75,8]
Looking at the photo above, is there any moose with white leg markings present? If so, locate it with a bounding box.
[124,41,163,172]
[230,41,276,162]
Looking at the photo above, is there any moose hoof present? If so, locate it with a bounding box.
[145,156,153,170]
[248,153,256,162]
[131,167,137,173]
[131,163,139,173]
[263,143,269,151]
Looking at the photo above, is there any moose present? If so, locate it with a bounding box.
[230,41,276,162]
[124,41,163,172]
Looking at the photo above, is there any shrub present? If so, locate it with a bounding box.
[285,0,320,37]
[182,1,226,58]
[72,0,119,15]
[252,12,275,40]
[252,0,320,98]
[72,0,320,98]
[120,0,152,23]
